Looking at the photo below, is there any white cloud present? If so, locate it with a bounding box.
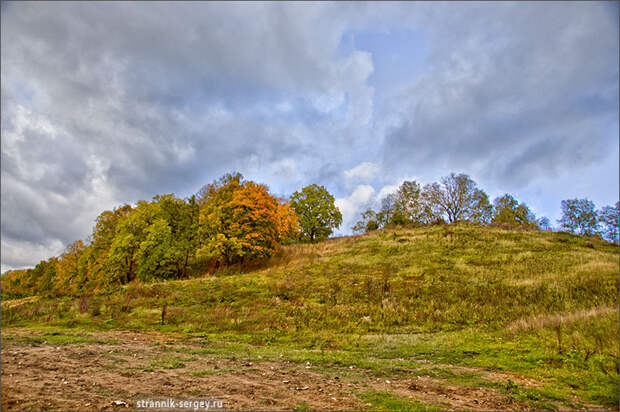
[376,175,421,200]
[344,162,380,181]
[335,184,376,234]
[1,238,65,273]
[376,183,400,201]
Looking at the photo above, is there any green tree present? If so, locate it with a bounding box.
[151,194,199,278]
[106,207,143,285]
[558,198,598,235]
[290,184,342,243]
[135,217,181,281]
[377,193,401,227]
[468,189,494,224]
[492,194,537,228]
[537,216,552,231]
[395,180,426,224]
[87,205,133,289]
[377,181,427,227]
[35,258,59,296]
[119,195,200,282]
[352,209,380,233]
[54,240,87,295]
[598,202,619,243]
[422,173,492,223]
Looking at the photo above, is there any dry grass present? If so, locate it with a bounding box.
[0,296,39,309]
[507,305,618,331]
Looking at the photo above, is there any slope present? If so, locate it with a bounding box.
[2,224,618,410]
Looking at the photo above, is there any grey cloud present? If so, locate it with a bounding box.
[381,2,618,188]
[1,2,617,270]
[1,2,378,268]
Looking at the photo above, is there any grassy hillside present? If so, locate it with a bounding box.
[3,224,619,410]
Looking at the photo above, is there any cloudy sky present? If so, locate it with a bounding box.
[1,1,618,271]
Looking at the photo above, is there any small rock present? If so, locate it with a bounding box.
[331,397,337,401]
[349,366,354,369]
[282,380,290,384]
[295,386,309,391]
[85,403,91,407]
[385,380,391,384]
[473,400,479,404]
[243,362,253,367]
[111,400,127,407]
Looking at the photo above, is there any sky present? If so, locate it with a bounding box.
[1,1,618,272]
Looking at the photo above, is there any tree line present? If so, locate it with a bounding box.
[1,171,618,299]
[352,173,619,243]
[1,173,342,298]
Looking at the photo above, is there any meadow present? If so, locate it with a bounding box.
[2,224,618,410]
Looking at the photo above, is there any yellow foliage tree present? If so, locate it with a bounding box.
[197,174,298,266]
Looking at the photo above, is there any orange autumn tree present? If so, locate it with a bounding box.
[197,173,298,266]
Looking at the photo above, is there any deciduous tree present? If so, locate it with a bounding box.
[290,184,342,243]
[558,198,598,235]
[422,173,492,223]
[598,202,619,243]
[492,194,537,228]
[352,209,380,233]
[384,181,427,226]
[537,216,552,231]
[54,240,87,295]
[198,175,298,265]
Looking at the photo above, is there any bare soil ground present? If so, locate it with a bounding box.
[0,328,606,411]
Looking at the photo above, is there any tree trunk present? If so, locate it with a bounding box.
[182,253,189,278]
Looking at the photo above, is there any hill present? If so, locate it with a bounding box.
[2,224,618,410]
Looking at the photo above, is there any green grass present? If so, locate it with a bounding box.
[2,330,118,345]
[2,224,618,409]
[147,356,195,370]
[359,390,444,411]
[293,400,312,411]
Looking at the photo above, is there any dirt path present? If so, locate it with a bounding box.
[2,330,366,410]
[0,328,605,411]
